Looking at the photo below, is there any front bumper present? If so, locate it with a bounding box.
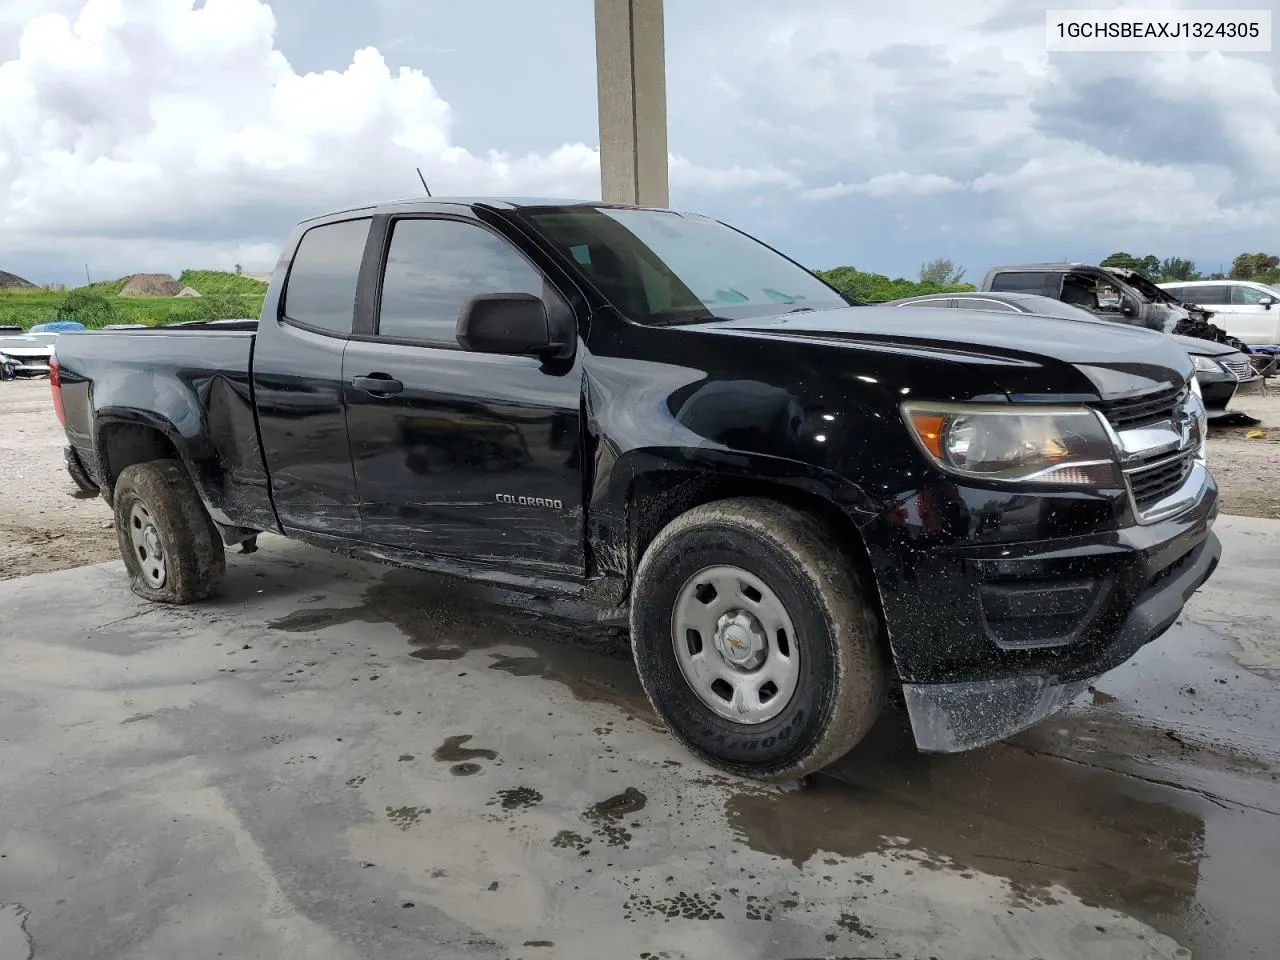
[867,473,1221,752]
[902,528,1220,751]
[1197,372,1237,417]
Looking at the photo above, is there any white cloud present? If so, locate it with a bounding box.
[0,0,789,277]
[802,172,965,201]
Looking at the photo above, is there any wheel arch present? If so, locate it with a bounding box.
[93,412,191,501]
[605,452,885,631]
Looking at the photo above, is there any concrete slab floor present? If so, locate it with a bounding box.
[0,516,1277,960]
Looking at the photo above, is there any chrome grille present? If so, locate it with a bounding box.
[1101,383,1188,431]
[1221,355,1254,380]
[1127,452,1195,512]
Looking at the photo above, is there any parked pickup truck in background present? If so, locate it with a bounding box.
[51,198,1222,780]
[979,262,1241,344]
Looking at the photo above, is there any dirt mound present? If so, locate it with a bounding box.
[0,270,36,289]
[118,274,181,297]
[176,286,202,298]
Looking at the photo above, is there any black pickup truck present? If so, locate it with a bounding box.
[51,198,1221,780]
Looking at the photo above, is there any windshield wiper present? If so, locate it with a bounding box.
[647,313,736,327]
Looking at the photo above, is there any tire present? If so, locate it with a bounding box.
[630,497,887,781]
[112,459,225,604]
[65,447,100,495]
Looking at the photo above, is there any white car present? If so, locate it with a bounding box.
[0,334,54,379]
[1159,279,1280,345]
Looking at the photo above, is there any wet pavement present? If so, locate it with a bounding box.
[0,515,1277,959]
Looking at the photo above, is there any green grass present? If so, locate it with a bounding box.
[0,270,267,329]
[178,270,269,295]
[81,278,128,296]
[0,291,265,329]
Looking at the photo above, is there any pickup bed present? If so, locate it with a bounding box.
[52,198,1222,780]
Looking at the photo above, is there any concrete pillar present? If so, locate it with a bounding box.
[594,0,669,207]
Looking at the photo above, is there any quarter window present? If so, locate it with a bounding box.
[282,218,373,335]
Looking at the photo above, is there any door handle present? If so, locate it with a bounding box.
[351,374,404,396]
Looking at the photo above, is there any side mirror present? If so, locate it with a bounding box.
[456,293,558,356]
[1260,296,1275,309]
[1120,298,1137,315]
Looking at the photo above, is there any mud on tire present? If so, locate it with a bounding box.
[112,459,225,604]
[629,497,887,781]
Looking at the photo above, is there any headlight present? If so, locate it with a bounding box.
[1191,356,1220,375]
[902,402,1121,486]
[1189,373,1203,398]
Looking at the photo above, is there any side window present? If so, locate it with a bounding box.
[1060,273,1105,311]
[378,218,544,345]
[1234,285,1272,305]
[907,298,953,308]
[1186,285,1228,305]
[1163,286,1185,301]
[988,272,1049,294]
[282,218,372,335]
[961,298,1016,311]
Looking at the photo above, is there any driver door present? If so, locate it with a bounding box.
[1227,285,1279,344]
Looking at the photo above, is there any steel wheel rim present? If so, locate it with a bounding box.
[670,564,800,724]
[128,501,166,588]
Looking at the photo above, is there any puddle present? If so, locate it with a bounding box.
[268,569,654,720]
[724,710,1258,957]
[583,787,648,849]
[433,735,496,764]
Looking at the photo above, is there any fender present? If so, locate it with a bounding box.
[587,444,882,583]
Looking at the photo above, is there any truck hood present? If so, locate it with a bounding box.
[708,305,1192,401]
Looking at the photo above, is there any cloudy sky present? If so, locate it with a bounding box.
[1,0,1277,286]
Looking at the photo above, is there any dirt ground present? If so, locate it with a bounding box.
[0,380,117,580]
[0,377,1276,580]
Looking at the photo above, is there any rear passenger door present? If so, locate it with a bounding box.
[252,216,370,538]
[1178,284,1241,335]
[342,213,584,576]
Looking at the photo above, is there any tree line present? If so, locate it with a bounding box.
[814,252,1280,303]
[1099,251,1280,285]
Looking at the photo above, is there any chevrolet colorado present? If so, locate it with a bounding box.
[51,198,1222,779]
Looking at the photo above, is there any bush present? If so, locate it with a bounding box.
[54,289,118,328]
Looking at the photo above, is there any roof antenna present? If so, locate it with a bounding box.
[416,167,432,197]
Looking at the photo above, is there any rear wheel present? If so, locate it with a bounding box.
[630,498,887,781]
[112,460,225,603]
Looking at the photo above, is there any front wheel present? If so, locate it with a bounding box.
[630,498,887,781]
[113,459,225,603]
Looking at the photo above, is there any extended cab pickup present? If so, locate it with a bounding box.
[52,199,1222,780]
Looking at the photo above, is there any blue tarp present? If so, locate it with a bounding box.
[28,321,86,333]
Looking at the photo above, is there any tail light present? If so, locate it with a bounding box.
[49,354,66,424]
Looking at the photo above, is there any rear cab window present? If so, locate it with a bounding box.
[282,218,373,336]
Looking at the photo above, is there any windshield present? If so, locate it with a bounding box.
[521,206,849,324]
[1107,268,1173,304]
